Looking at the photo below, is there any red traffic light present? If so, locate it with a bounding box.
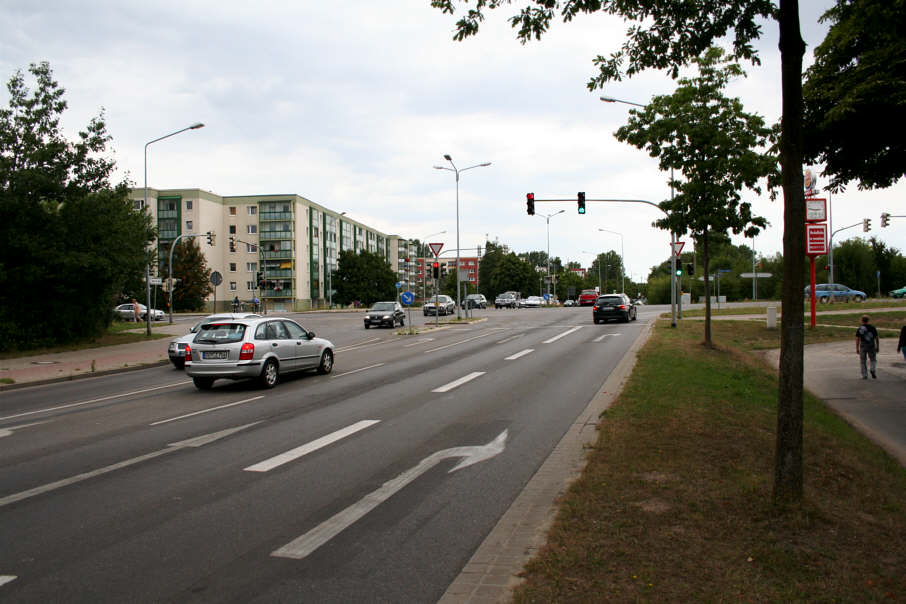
[526,192,535,216]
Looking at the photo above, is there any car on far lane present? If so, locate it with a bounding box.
[462,294,488,309]
[592,293,637,323]
[803,283,866,303]
[890,285,906,299]
[578,289,599,306]
[563,299,577,307]
[423,295,456,316]
[494,293,517,309]
[364,301,405,328]
[114,303,165,321]
[523,295,543,308]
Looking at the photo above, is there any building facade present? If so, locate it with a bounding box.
[132,188,394,311]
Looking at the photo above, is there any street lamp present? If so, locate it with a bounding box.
[536,209,564,298]
[598,228,625,293]
[434,155,491,319]
[601,95,677,327]
[420,230,446,302]
[145,122,205,330]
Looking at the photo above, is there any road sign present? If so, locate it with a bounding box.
[428,242,444,257]
[805,197,827,222]
[400,291,415,306]
[210,271,223,286]
[671,241,685,256]
[740,272,773,278]
[395,281,403,289]
[543,293,550,300]
[148,277,162,285]
[805,223,827,256]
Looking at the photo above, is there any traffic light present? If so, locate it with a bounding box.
[206,231,214,245]
[229,235,236,252]
[686,263,694,275]
[863,218,871,232]
[526,192,535,216]
[881,212,890,227]
[577,191,586,214]
[256,272,264,288]
[675,266,683,277]
[432,261,439,279]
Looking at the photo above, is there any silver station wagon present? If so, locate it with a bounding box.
[185,317,334,390]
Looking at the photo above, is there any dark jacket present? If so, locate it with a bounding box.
[898,326,906,352]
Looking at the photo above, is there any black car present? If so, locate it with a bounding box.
[592,294,637,323]
[462,294,488,309]
[364,301,405,328]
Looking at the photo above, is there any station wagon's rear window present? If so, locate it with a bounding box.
[196,323,247,343]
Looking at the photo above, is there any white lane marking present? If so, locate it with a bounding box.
[496,334,523,344]
[403,338,435,348]
[271,429,508,560]
[431,372,485,393]
[505,349,534,361]
[593,333,620,342]
[0,576,16,587]
[424,332,496,353]
[330,363,384,379]
[542,326,583,344]
[336,338,382,352]
[0,423,260,508]
[149,396,265,426]
[0,420,49,439]
[0,381,192,422]
[244,420,380,473]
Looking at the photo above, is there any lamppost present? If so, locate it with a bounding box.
[536,209,564,298]
[145,122,204,333]
[434,155,491,320]
[420,229,446,302]
[598,227,625,293]
[601,95,678,327]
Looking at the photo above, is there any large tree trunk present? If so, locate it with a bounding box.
[773,0,807,504]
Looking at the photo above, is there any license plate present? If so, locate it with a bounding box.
[204,351,229,360]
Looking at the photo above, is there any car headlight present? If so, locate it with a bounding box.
[364,315,371,320]
[382,315,390,319]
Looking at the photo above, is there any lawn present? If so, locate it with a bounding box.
[512,320,906,602]
[0,321,170,360]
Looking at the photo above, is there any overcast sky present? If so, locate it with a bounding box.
[2,1,903,283]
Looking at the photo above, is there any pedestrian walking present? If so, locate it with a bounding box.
[232,296,240,312]
[897,324,906,362]
[131,298,141,322]
[856,314,880,379]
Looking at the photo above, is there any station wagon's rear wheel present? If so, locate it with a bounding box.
[193,377,214,390]
[259,359,279,389]
[317,349,334,374]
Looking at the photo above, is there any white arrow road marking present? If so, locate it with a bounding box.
[593,333,621,342]
[431,372,485,393]
[150,396,264,425]
[504,349,534,361]
[0,422,260,508]
[271,429,508,560]
[0,420,48,439]
[542,326,583,344]
[330,363,384,379]
[0,382,192,422]
[244,420,380,472]
[0,576,16,587]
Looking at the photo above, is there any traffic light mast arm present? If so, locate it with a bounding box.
[527,197,668,216]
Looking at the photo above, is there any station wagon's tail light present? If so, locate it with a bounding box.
[239,342,255,360]
[618,304,627,310]
[184,345,192,362]
[593,305,600,311]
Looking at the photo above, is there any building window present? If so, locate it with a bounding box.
[247,243,258,253]
[247,224,257,234]
[185,220,193,230]
[186,200,193,210]
[247,206,257,215]
[247,281,255,291]
[229,281,237,291]
[246,262,258,272]
[229,225,236,234]
[229,263,237,272]
[133,199,144,210]
[229,207,237,216]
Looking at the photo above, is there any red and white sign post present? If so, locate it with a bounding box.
[805,198,828,328]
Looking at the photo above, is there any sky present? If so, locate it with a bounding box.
[2,1,903,285]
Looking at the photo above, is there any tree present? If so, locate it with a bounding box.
[616,48,774,345]
[432,0,809,503]
[0,62,154,350]
[161,238,214,311]
[331,249,397,307]
[803,0,906,191]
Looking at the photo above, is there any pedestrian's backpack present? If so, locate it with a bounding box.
[858,325,875,346]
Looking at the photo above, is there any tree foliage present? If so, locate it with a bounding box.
[161,238,214,311]
[803,0,906,191]
[331,249,397,307]
[0,62,154,351]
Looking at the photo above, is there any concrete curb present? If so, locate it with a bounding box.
[0,360,171,392]
[438,319,655,603]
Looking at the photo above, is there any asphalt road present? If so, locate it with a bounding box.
[0,305,657,603]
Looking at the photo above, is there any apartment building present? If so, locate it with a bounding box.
[131,188,394,311]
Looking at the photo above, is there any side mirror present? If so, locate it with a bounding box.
[307,331,316,340]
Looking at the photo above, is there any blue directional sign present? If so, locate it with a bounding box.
[400,291,415,306]
[543,293,551,301]
[395,281,403,289]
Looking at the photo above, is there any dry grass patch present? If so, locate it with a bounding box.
[512,321,906,603]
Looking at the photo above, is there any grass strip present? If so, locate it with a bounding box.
[513,320,906,602]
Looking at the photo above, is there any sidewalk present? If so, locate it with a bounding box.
[0,322,188,390]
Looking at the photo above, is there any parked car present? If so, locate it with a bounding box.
[890,285,906,299]
[577,289,599,306]
[494,293,517,309]
[168,313,262,369]
[462,294,488,309]
[803,283,866,303]
[563,299,577,307]
[592,294,637,323]
[423,294,456,316]
[185,317,334,389]
[364,301,405,328]
[114,303,165,321]
[523,295,543,308]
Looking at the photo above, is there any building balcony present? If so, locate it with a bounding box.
[263,268,293,278]
[157,210,178,219]
[262,288,293,297]
[260,230,294,241]
[260,250,293,259]
[158,230,178,240]
[259,212,293,221]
